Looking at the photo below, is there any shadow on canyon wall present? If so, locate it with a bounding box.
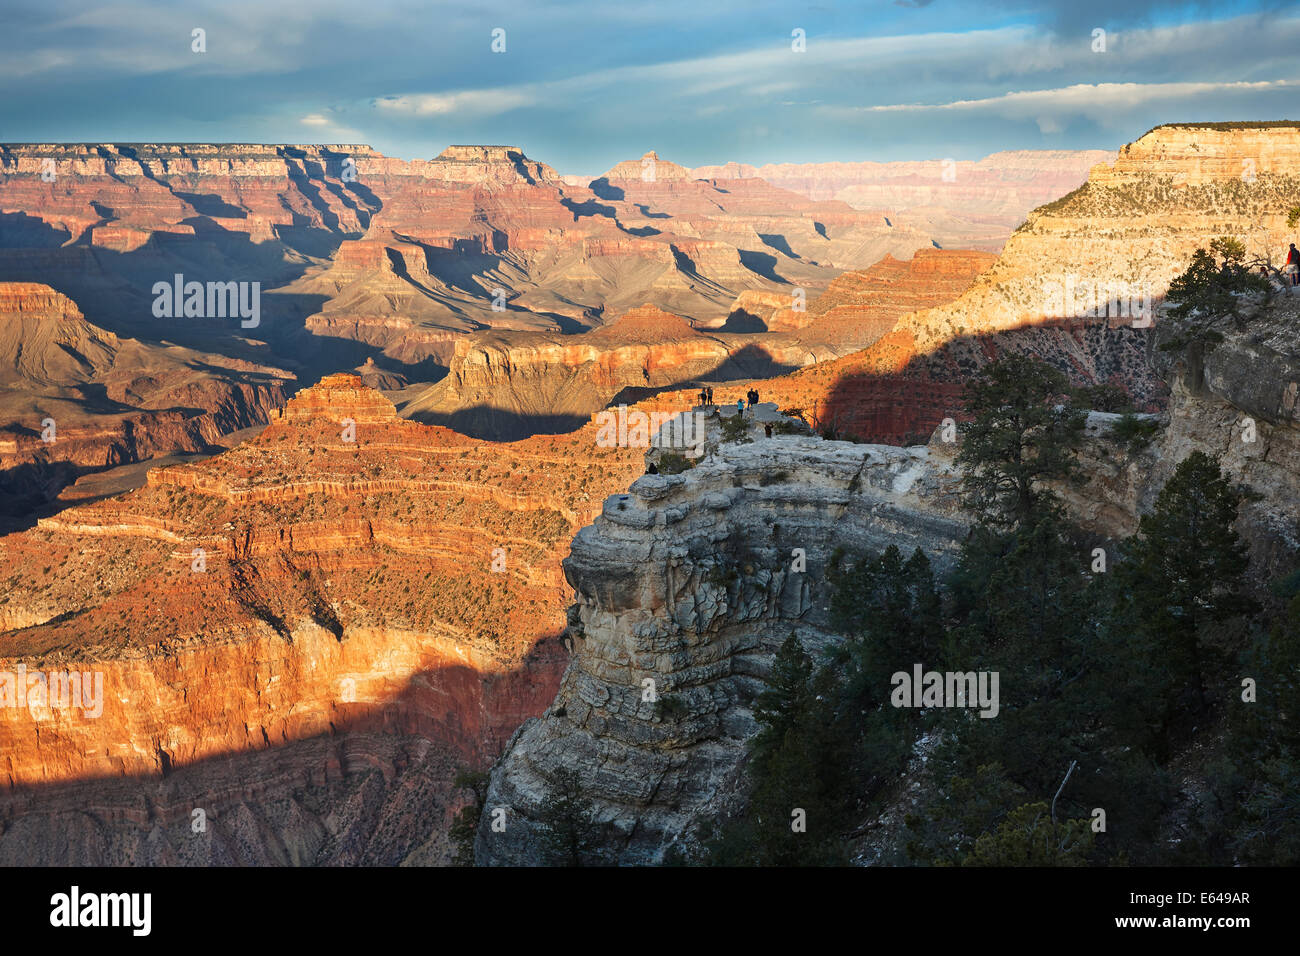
[0,631,570,865]
[411,342,803,441]
[807,318,1164,446]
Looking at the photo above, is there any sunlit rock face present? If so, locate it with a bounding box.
[0,375,644,864]
[661,126,1300,446]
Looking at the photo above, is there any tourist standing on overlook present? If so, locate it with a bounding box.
[1286,243,1300,286]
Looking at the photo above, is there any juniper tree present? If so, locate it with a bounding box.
[1160,238,1270,350]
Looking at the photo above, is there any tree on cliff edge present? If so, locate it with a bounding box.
[956,354,1086,528]
[536,768,604,866]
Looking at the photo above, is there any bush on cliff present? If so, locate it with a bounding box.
[448,768,489,867]
[1160,238,1270,352]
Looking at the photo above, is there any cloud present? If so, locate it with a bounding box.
[855,80,1293,120]
[374,89,537,118]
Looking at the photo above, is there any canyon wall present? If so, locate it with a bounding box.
[0,281,290,516]
[0,374,644,863]
[679,125,1300,445]
[404,250,995,441]
[477,289,1300,865]
[693,149,1115,250]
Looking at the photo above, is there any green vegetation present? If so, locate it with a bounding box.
[1109,412,1160,453]
[720,415,753,444]
[1071,382,1134,413]
[654,694,690,721]
[955,354,1086,527]
[536,768,605,866]
[1141,120,1300,136]
[688,354,1299,867]
[1160,237,1271,352]
[447,768,490,867]
[656,452,696,474]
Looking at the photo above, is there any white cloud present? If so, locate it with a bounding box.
[857,80,1293,118]
[374,89,536,118]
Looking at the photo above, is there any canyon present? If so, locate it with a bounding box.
[402,249,995,440]
[0,373,644,863]
[471,124,1300,863]
[666,125,1300,445]
[0,281,290,525]
[1,124,1297,866]
[476,291,1300,866]
[0,140,1007,499]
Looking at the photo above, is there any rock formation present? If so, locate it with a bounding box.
[0,374,645,863]
[693,150,1116,250]
[477,287,1300,865]
[673,125,1300,445]
[404,250,994,440]
[476,407,969,864]
[475,124,1300,865]
[0,282,291,517]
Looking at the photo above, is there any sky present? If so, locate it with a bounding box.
[1,0,1296,175]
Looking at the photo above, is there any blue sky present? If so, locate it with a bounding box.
[1,1,1296,174]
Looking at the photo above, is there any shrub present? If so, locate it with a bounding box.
[657,453,695,474]
[720,416,752,444]
[654,694,691,721]
[1110,413,1159,453]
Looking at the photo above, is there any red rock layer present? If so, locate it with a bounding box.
[0,374,644,861]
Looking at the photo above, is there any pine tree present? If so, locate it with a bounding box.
[956,354,1086,528]
[1123,451,1255,732]
[751,633,815,773]
[536,768,603,866]
[960,801,1094,866]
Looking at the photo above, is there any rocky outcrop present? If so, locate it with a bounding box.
[900,125,1300,353]
[476,408,969,864]
[672,125,1300,446]
[476,284,1300,866]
